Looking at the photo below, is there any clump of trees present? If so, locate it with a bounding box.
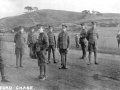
[82,10,103,16]
[24,6,39,13]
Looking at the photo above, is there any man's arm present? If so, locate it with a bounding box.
[54,35,56,48]
[27,33,30,45]
[14,33,17,43]
[67,35,70,49]
[86,30,89,40]
[43,33,49,50]
[57,34,60,49]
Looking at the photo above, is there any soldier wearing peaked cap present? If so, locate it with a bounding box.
[14,26,27,68]
[87,22,99,65]
[57,25,70,69]
[79,23,87,59]
[47,26,57,64]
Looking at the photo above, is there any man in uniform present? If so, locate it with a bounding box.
[27,27,37,59]
[87,22,99,65]
[35,25,49,80]
[57,25,70,69]
[14,26,27,68]
[0,32,9,82]
[75,34,79,48]
[79,23,87,59]
[47,26,57,64]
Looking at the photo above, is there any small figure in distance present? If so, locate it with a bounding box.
[75,34,80,48]
[116,31,120,48]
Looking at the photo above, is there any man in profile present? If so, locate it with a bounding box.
[14,26,27,68]
[47,26,57,64]
[79,23,87,59]
[57,25,70,69]
[87,22,99,65]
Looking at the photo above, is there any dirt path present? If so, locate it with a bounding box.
[0,41,120,90]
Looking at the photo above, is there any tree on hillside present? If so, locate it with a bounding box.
[82,10,91,16]
[33,7,38,11]
[24,6,33,12]
[91,10,103,16]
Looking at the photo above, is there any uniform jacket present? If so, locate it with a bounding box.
[47,32,56,47]
[116,34,120,40]
[36,32,49,51]
[79,29,87,43]
[87,27,99,44]
[27,32,36,45]
[14,32,27,48]
[57,31,70,49]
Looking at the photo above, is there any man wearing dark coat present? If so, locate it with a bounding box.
[57,25,70,69]
[47,26,57,64]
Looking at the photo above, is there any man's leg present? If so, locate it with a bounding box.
[16,55,19,68]
[15,48,19,68]
[0,63,9,82]
[88,51,92,65]
[83,43,87,59]
[52,46,57,63]
[48,46,51,63]
[80,43,84,59]
[20,54,23,67]
[94,50,99,65]
[39,65,43,78]
[64,53,67,69]
[87,43,92,65]
[59,53,64,69]
[43,64,46,78]
[20,47,24,67]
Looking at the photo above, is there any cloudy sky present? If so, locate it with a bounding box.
[0,0,120,19]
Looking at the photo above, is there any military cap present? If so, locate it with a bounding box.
[19,26,24,30]
[91,22,97,25]
[62,24,67,28]
[30,26,35,30]
[80,23,85,26]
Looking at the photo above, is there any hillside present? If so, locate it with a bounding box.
[0,9,120,31]
[0,9,83,31]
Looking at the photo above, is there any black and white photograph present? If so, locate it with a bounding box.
[0,0,120,90]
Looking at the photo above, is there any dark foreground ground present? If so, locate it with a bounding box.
[0,40,120,90]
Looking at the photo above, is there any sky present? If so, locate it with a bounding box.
[0,0,120,19]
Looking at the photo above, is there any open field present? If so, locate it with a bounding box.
[0,40,120,90]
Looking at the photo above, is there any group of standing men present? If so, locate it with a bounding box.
[13,24,70,80]
[0,21,99,82]
[75,22,99,65]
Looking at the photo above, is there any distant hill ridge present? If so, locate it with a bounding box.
[0,9,120,31]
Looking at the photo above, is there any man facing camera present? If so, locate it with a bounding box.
[14,26,27,68]
[47,26,57,64]
[87,22,99,65]
[57,25,70,69]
